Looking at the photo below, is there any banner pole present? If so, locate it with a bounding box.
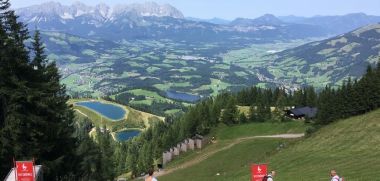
[13,157,17,181]
[33,158,36,181]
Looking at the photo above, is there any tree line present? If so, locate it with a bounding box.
[112,63,380,179]
[316,65,380,124]
[110,86,317,178]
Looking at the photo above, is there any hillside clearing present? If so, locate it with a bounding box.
[147,122,306,180]
[159,109,380,181]
[267,109,380,180]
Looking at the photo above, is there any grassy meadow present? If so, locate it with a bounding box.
[159,109,380,181]
[157,121,307,181]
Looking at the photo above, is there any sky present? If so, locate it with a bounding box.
[10,0,380,20]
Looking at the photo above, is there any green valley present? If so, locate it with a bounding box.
[2,1,380,181]
[45,23,380,104]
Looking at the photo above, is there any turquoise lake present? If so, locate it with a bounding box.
[76,101,127,121]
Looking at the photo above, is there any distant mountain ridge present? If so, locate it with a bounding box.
[230,14,284,26]
[14,2,380,95]
[279,13,380,35]
[17,2,380,40]
[16,1,184,22]
[16,2,327,42]
[269,23,380,87]
[186,17,231,25]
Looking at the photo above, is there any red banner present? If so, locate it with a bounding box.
[16,161,35,181]
[251,164,267,181]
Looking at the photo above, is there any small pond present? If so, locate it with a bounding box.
[115,130,141,141]
[76,101,127,121]
[165,90,201,102]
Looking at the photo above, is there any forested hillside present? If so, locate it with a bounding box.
[110,62,380,179]
[0,1,118,180]
[266,23,380,88]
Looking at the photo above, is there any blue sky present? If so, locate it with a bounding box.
[11,0,380,20]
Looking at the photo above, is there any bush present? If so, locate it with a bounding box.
[305,125,320,137]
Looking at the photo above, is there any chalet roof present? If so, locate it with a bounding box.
[288,106,318,118]
[192,134,203,139]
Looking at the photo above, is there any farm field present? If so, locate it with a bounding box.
[44,31,313,101]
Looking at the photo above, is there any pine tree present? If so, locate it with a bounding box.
[316,86,332,124]
[248,105,258,122]
[0,7,80,176]
[126,142,139,178]
[221,97,238,125]
[238,113,247,123]
[375,62,380,108]
[27,30,79,179]
[77,135,102,181]
[0,1,34,177]
[305,86,317,107]
[31,31,47,69]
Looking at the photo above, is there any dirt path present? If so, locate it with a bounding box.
[154,133,304,178]
[74,109,89,117]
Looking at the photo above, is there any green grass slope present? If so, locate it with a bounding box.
[161,139,295,181]
[158,122,306,181]
[160,109,380,181]
[267,109,380,180]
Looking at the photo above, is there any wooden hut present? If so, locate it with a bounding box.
[193,134,204,149]
[173,146,180,156]
[187,138,195,150]
[162,151,172,165]
[180,142,187,152]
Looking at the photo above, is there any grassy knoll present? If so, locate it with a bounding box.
[164,109,183,115]
[160,109,380,181]
[128,89,172,106]
[157,122,306,181]
[237,106,278,116]
[222,40,313,68]
[237,106,250,116]
[160,139,298,181]
[266,109,380,180]
[193,78,231,97]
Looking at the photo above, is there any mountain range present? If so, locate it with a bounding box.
[16,2,326,42]
[268,23,380,87]
[186,17,231,25]
[17,1,184,21]
[279,13,380,35]
[17,2,380,43]
[13,1,380,97]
